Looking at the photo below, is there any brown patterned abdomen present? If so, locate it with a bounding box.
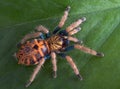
[16,39,50,66]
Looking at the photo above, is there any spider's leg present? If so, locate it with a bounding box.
[62,44,104,57]
[17,32,43,48]
[66,17,86,32]
[58,53,83,80]
[25,58,45,87]
[35,25,50,38]
[74,44,104,57]
[51,52,57,78]
[53,6,70,34]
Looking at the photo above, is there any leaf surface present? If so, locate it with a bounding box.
[0,0,120,89]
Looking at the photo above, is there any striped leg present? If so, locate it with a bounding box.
[53,6,70,34]
[25,58,45,87]
[51,52,57,78]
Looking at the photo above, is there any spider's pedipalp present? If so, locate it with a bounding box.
[66,36,83,44]
[68,27,81,35]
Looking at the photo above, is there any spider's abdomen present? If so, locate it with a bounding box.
[16,39,50,66]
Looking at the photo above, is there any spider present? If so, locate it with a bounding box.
[13,6,104,87]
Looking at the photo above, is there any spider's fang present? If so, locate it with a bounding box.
[77,74,83,80]
[96,52,104,57]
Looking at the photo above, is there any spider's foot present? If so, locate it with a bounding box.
[81,17,86,22]
[53,71,57,78]
[77,74,83,81]
[25,81,32,87]
[77,40,83,45]
[66,6,71,12]
[96,52,104,57]
[76,27,81,31]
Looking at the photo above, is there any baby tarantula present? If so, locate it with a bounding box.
[14,6,104,87]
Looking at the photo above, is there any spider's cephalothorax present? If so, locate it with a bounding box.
[13,6,104,87]
[46,34,68,51]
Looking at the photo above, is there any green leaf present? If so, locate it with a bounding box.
[0,0,120,89]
